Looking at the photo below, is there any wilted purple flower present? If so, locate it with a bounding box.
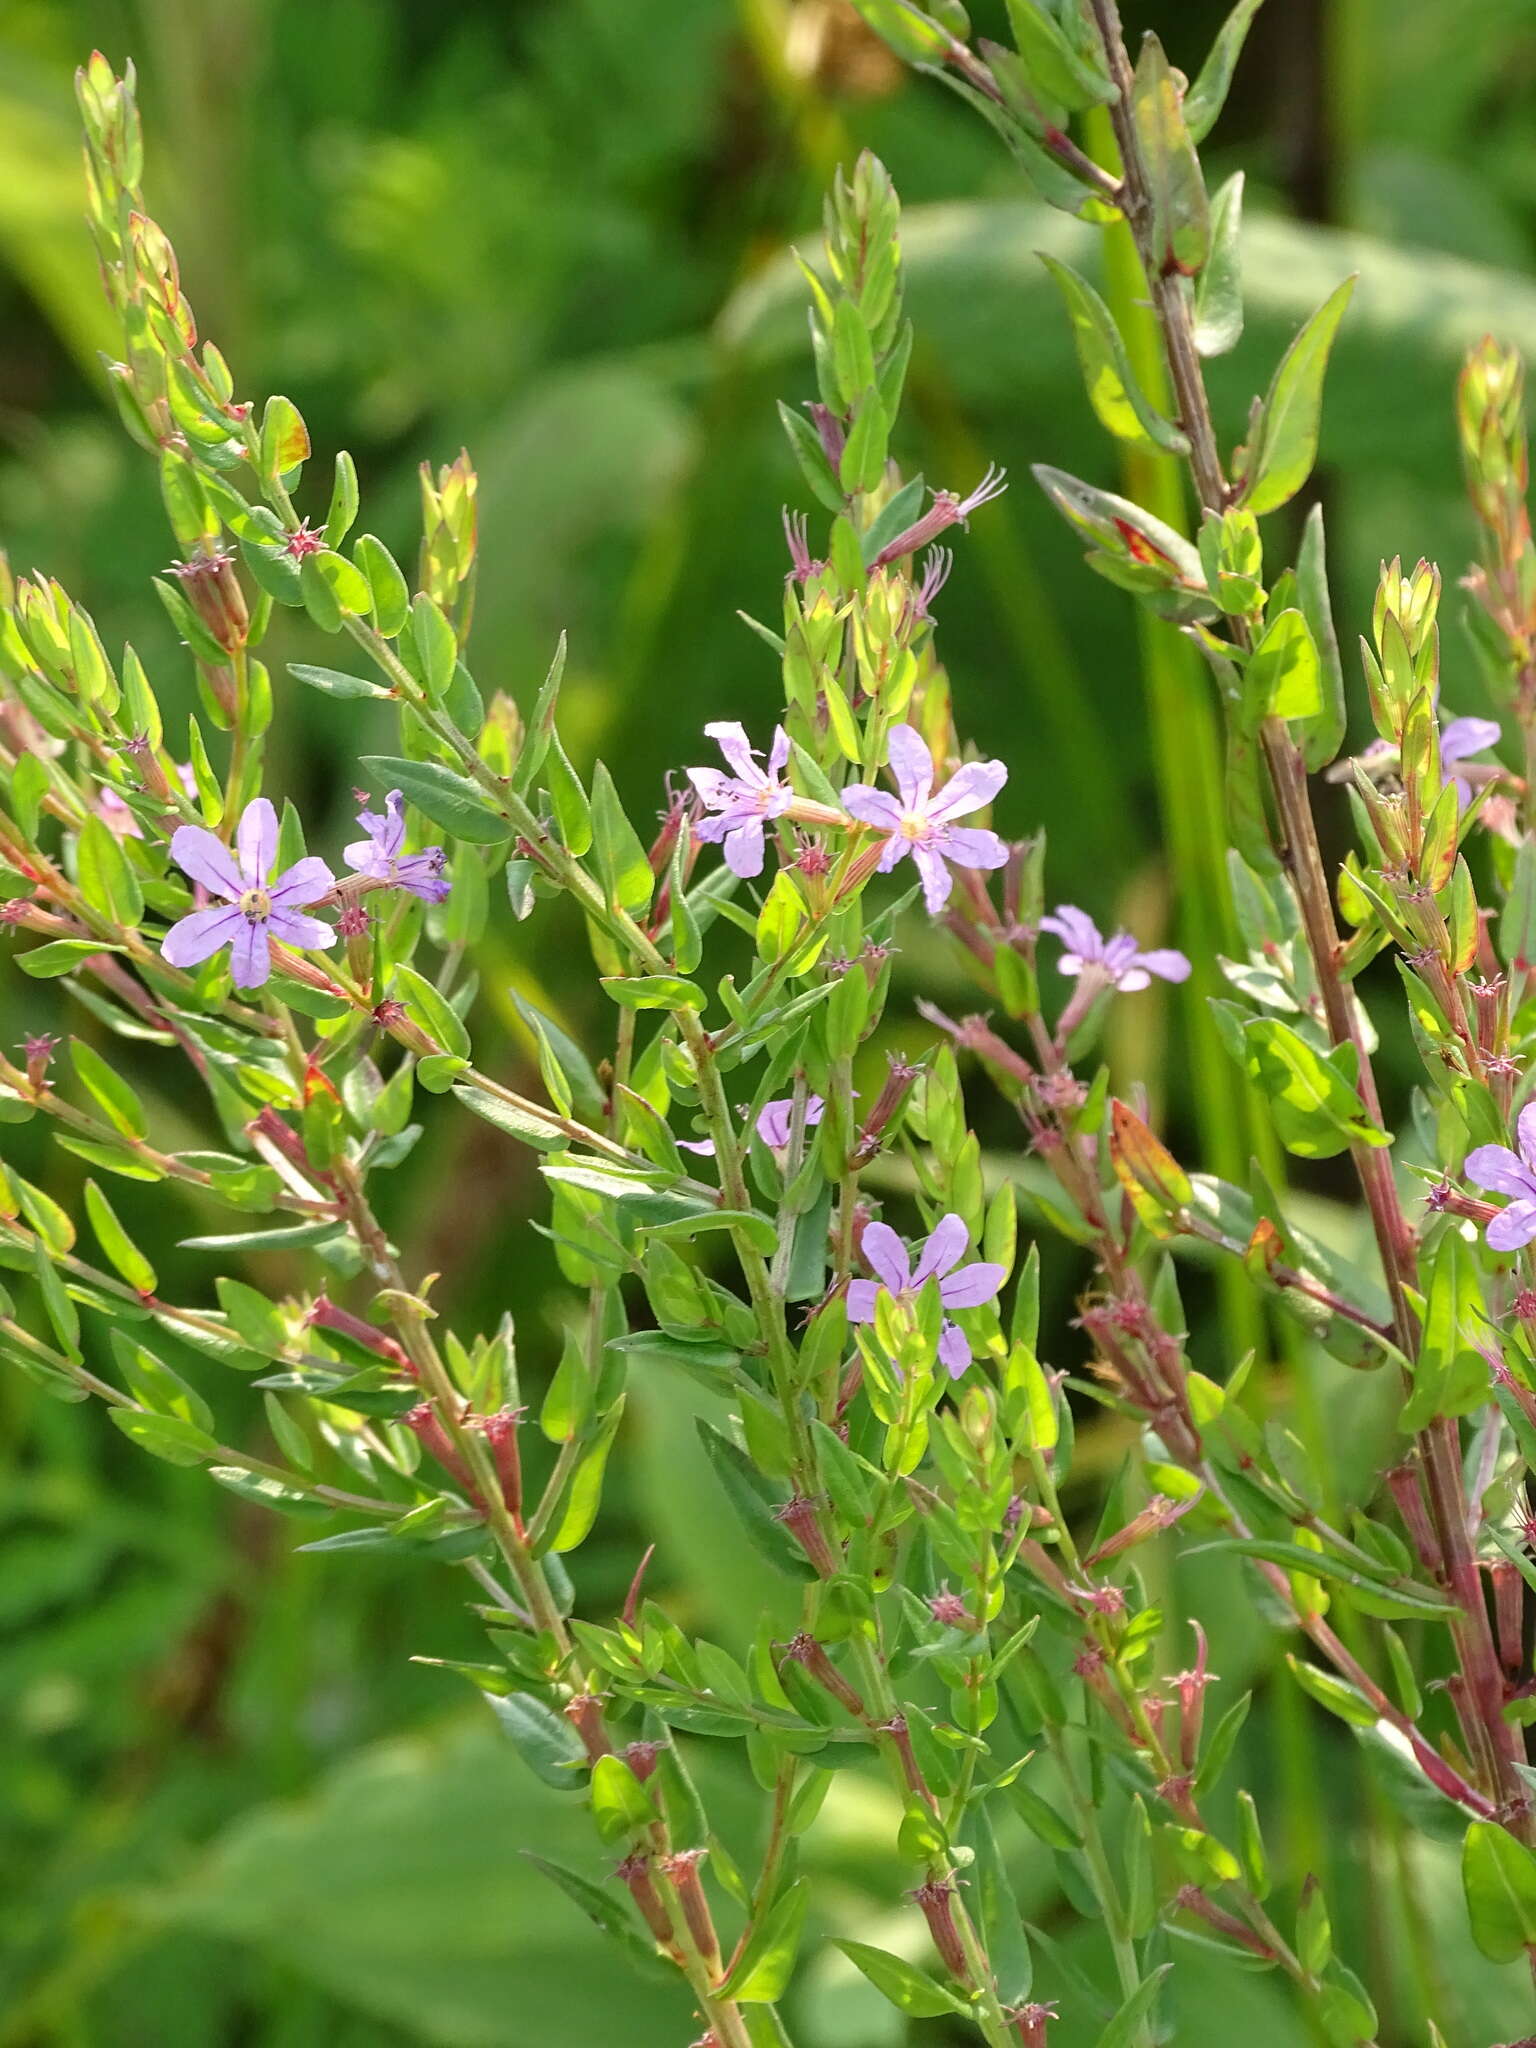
[842,724,1007,913]
[686,722,793,878]
[1441,715,1502,807]
[911,546,952,622]
[783,510,825,585]
[343,790,450,903]
[1039,905,1191,992]
[1465,1102,1536,1250]
[161,797,336,990]
[846,1212,1005,1377]
[869,464,1008,569]
[679,1094,825,1158]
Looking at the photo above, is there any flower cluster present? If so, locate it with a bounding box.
[847,1213,1005,1377]
[161,792,449,989]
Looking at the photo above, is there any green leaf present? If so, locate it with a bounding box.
[485,1692,588,1788]
[77,813,144,924]
[360,755,511,845]
[20,938,127,978]
[523,1855,673,1983]
[1402,1229,1488,1432]
[590,763,655,918]
[1242,608,1321,728]
[1461,1820,1536,1964]
[288,662,392,701]
[259,395,310,479]
[1189,1539,1450,1618]
[1240,277,1356,515]
[112,1331,213,1432]
[84,1179,157,1294]
[589,1753,655,1842]
[1003,0,1114,111]
[391,963,472,1061]
[1096,1966,1172,2048]
[548,1398,626,1554]
[1032,465,1206,589]
[719,1880,809,2001]
[30,1235,81,1361]
[1040,254,1189,454]
[1131,34,1209,276]
[109,1407,218,1467]
[1295,504,1346,768]
[451,1085,568,1153]
[696,1419,810,1578]
[215,1276,289,1354]
[1193,171,1244,357]
[1185,0,1267,145]
[1285,1655,1378,1729]
[601,975,705,1011]
[776,401,843,514]
[353,534,411,638]
[1240,1018,1388,1157]
[410,594,458,698]
[644,1209,779,1257]
[829,1939,969,2019]
[69,1038,149,1138]
[206,1465,332,1518]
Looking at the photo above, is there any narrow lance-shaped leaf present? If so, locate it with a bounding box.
[1295,503,1347,767]
[1238,277,1356,515]
[1193,171,1244,357]
[1131,34,1210,277]
[1040,254,1189,455]
[1184,0,1267,144]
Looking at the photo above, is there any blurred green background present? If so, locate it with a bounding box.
[5,1,1536,2042]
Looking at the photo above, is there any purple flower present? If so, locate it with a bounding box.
[679,1094,825,1158]
[686,722,793,878]
[869,464,1009,569]
[1039,905,1190,992]
[842,724,1007,913]
[1465,1102,1536,1250]
[343,789,450,904]
[846,1212,1005,1378]
[161,797,336,990]
[1441,715,1502,807]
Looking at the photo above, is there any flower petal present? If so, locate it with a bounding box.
[1465,1143,1535,1199]
[885,724,934,812]
[704,721,761,785]
[1440,716,1500,766]
[160,903,242,969]
[913,1213,969,1286]
[722,817,767,877]
[938,1260,1006,1310]
[939,825,1009,871]
[228,915,272,988]
[845,1279,880,1322]
[268,907,337,952]
[937,1320,971,1378]
[912,841,954,913]
[169,824,242,900]
[766,726,791,781]
[1517,1100,1536,1170]
[1488,1198,1536,1252]
[928,758,1007,823]
[677,1136,716,1156]
[860,1222,911,1294]
[1039,905,1101,960]
[1135,947,1191,984]
[755,1099,795,1148]
[396,852,451,903]
[235,798,279,885]
[687,767,738,812]
[269,856,337,908]
[842,785,904,834]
